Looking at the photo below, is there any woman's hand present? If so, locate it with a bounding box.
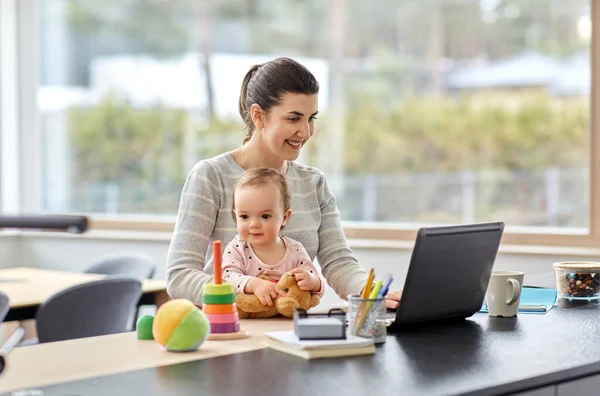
[385,290,402,310]
[246,278,285,306]
[290,268,321,292]
[360,282,402,310]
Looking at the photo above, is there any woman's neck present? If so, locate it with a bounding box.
[231,139,287,173]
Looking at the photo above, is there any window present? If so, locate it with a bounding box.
[35,0,598,243]
[0,0,18,213]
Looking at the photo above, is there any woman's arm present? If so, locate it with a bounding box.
[166,161,220,305]
[315,173,369,300]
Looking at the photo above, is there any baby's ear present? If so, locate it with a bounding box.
[281,209,293,226]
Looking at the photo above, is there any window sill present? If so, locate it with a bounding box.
[4,229,600,258]
[348,238,600,257]
[0,231,20,236]
[87,216,600,249]
[0,229,172,242]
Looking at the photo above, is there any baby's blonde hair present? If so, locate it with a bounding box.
[232,168,291,223]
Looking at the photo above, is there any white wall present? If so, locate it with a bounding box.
[17,233,170,273]
[0,234,19,268]
[12,232,600,306]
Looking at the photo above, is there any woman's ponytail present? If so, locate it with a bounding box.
[239,64,261,144]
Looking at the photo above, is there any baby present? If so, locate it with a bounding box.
[222,168,325,306]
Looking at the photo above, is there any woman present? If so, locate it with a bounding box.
[166,57,401,308]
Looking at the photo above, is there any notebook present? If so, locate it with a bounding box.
[264,330,375,360]
[480,287,558,314]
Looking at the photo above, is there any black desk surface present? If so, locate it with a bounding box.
[15,297,600,396]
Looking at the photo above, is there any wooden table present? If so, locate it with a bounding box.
[0,319,292,394]
[0,267,168,322]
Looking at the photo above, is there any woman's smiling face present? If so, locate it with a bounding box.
[258,93,319,161]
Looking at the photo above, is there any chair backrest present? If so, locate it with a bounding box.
[85,253,156,279]
[35,277,142,343]
[0,291,9,322]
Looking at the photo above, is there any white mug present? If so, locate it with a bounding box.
[486,270,524,317]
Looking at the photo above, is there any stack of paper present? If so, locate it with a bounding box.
[264,330,375,360]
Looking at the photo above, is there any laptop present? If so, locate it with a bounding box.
[387,222,504,331]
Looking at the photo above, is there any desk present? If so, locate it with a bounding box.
[0,267,168,322]
[3,300,600,396]
[0,319,291,394]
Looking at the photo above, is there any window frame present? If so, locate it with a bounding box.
[1,0,40,213]
[6,0,600,249]
[0,0,19,212]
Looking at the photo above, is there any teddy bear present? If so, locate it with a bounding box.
[236,272,320,318]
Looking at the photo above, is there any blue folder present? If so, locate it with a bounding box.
[479,287,558,314]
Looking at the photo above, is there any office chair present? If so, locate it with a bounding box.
[84,253,157,329]
[0,291,23,374]
[0,292,9,322]
[35,277,142,343]
[84,253,156,280]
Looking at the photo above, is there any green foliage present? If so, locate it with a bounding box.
[66,92,588,219]
[343,93,588,174]
[69,94,188,186]
[196,117,244,159]
[67,0,192,55]
[68,92,589,185]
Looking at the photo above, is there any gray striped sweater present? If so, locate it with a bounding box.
[166,152,369,305]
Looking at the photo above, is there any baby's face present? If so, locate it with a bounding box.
[234,183,290,247]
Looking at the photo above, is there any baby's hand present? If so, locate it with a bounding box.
[290,268,321,292]
[247,278,285,306]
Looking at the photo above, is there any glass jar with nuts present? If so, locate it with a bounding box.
[553,262,600,300]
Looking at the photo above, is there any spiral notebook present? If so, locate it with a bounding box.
[264,330,375,360]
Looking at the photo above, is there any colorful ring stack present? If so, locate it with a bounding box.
[202,239,249,340]
[202,283,241,334]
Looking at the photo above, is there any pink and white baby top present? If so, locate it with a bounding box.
[222,234,325,296]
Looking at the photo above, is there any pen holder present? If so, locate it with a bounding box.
[347,294,386,344]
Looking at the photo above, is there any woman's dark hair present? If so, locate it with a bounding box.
[238,57,320,144]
